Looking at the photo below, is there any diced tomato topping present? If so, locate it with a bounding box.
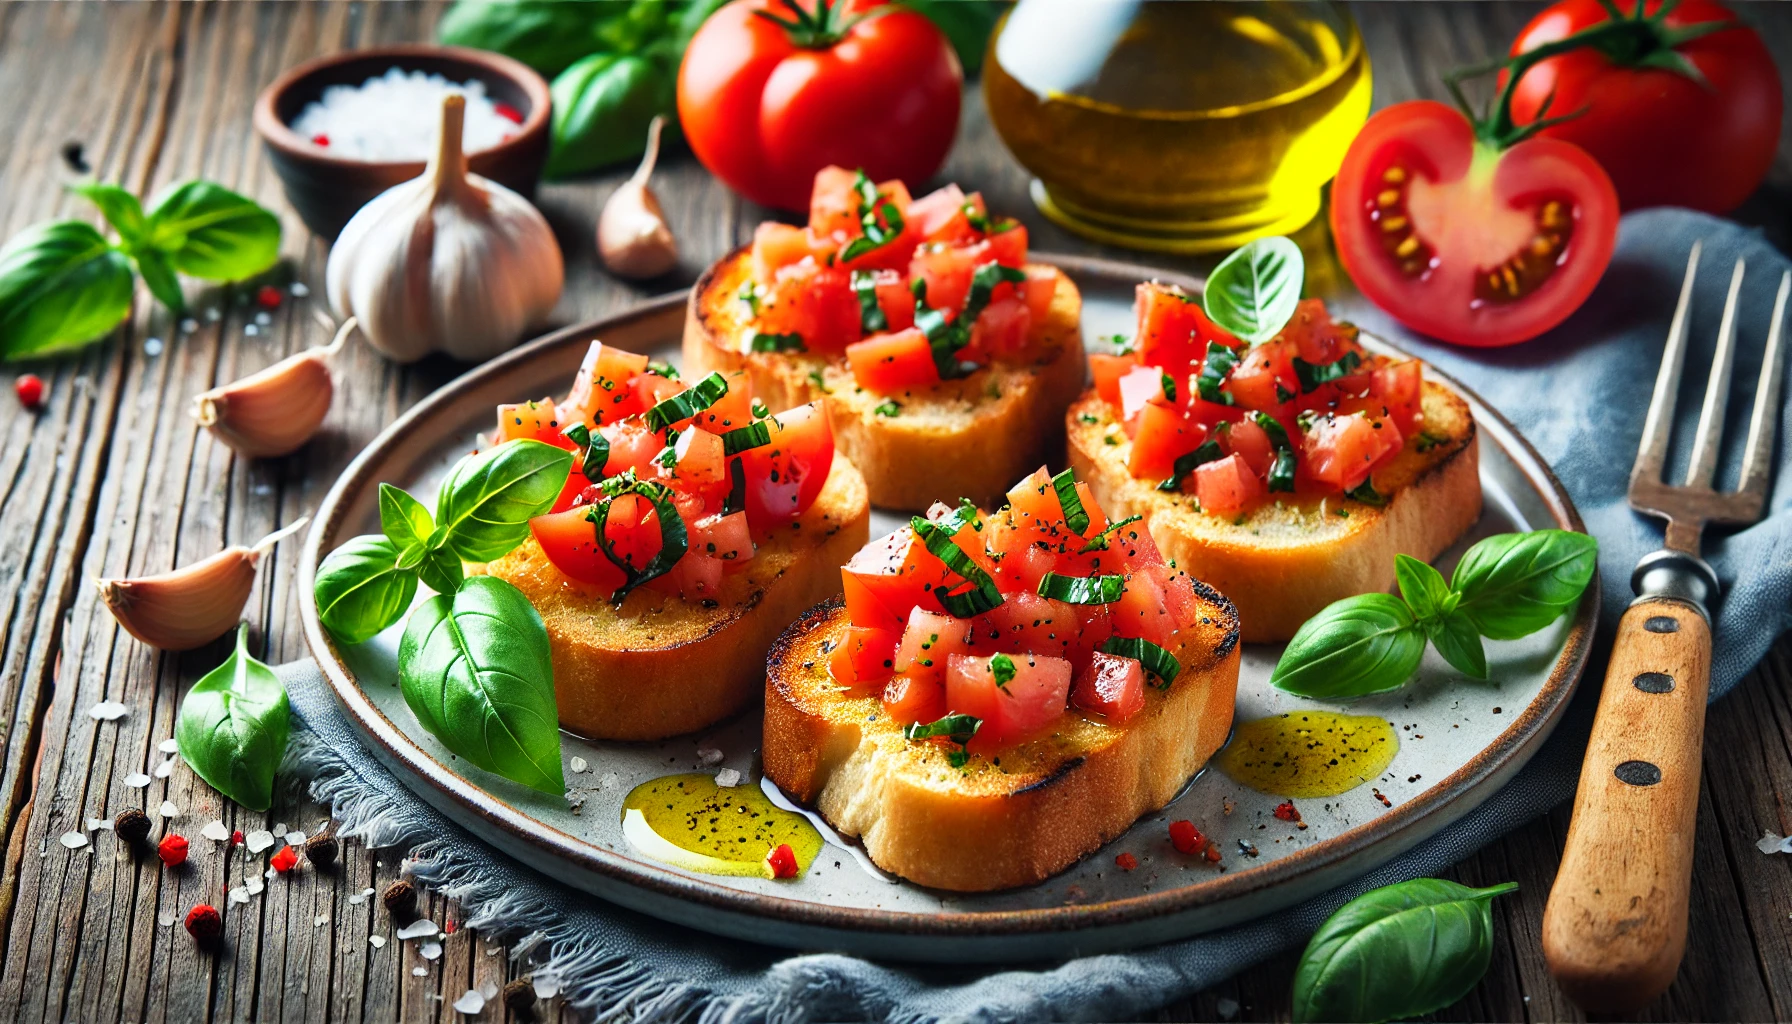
[894,607,972,688]
[808,166,866,238]
[984,223,1027,268]
[1220,418,1276,477]
[1169,819,1205,855]
[1372,359,1423,437]
[842,529,955,631]
[1117,365,1166,424]
[599,420,664,479]
[1194,452,1264,516]
[830,624,900,688]
[690,511,752,565]
[909,244,977,314]
[530,506,626,590]
[1129,402,1204,480]
[690,371,753,434]
[1072,651,1146,724]
[1303,412,1401,492]
[652,550,724,600]
[1021,266,1057,322]
[562,342,650,427]
[757,261,860,352]
[969,296,1030,357]
[749,222,825,281]
[736,401,834,530]
[947,652,1072,753]
[668,427,726,486]
[1280,298,1347,364]
[1089,353,1135,406]
[976,591,1068,659]
[495,400,579,449]
[881,671,945,725]
[1224,340,1296,412]
[847,328,938,393]
[869,270,917,332]
[1110,567,1176,648]
[908,184,976,244]
[1135,283,1202,383]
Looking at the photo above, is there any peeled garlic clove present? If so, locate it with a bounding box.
[98,518,308,651]
[194,318,354,458]
[599,116,678,280]
[327,94,564,364]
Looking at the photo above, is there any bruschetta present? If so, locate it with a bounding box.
[1067,285,1480,642]
[762,466,1240,891]
[481,341,871,740]
[682,167,1085,511]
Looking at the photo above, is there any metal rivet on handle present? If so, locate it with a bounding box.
[1644,616,1680,633]
[1615,760,1663,786]
[1633,672,1676,694]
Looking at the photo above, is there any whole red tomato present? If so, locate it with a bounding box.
[1331,101,1619,348]
[1506,0,1782,213]
[678,0,962,212]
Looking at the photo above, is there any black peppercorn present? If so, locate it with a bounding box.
[382,878,417,921]
[502,978,536,1019]
[303,825,339,868]
[114,808,152,845]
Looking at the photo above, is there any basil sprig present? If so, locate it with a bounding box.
[176,624,291,812]
[1100,636,1180,689]
[840,170,906,263]
[563,422,609,481]
[850,269,888,333]
[1203,235,1303,344]
[1,179,280,360]
[586,471,690,604]
[1271,530,1597,698]
[913,262,1026,380]
[1037,572,1125,604]
[1195,341,1238,405]
[1293,879,1517,1023]
[910,514,1004,618]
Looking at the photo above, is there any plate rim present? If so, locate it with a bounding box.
[297,252,1598,940]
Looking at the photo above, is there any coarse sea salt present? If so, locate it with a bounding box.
[154,757,176,779]
[452,989,485,1014]
[290,67,522,163]
[202,820,231,842]
[412,966,428,977]
[395,919,439,941]
[569,756,588,774]
[419,940,444,962]
[159,737,179,754]
[697,746,725,766]
[158,800,179,819]
[124,773,151,788]
[532,969,561,1000]
[715,768,742,788]
[245,829,276,854]
[369,934,386,949]
[1757,830,1792,855]
[60,831,88,850]
[89,700,128,721]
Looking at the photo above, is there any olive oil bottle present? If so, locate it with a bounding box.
[985,1,1371,253]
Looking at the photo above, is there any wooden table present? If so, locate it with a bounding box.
[0,3,1787,1021]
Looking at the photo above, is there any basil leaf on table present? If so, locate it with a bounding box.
[1270,592,1425,699]
[1393,553,1455,621]
[1426,609,1489,680]
[176,624,291,812]
[398,574,565,795]
[67,182,146,245]
[0,220,136,360]
[1451,529,1598,640]
[314,535,419,645]
[434,439,574,563]
[379,482,436,569]
[437,0,605,77]
[131,247,186,313]
[546,52,672,177]
[1293,878,1517,1023]
[142,180,282,281]
[1203,235,1304,344]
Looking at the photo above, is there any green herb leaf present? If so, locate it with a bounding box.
[903,712,981,745]
[1293,878,1517,1023]
[380,483,436,569]
[437,0,606,77]
[1099,636,1181,688]
[314,535,419,645]
[644,371,729,432]
[840,171,907,263]
[1203,235,1304,344]
[434,439,575,563]
[1393,553,1455,621]
[913,261,1025,379]
[1268,447,1297,493]
[1159,371,1178,405]
[873,399,902,417]
[398,575,565,795]
[546,52,672,177]
[131,248,185,312]
[989,652,1016,690]
[721,419,772,455]
[69,182,146,245]
[1427,609,1489,680]
[1344,480,1388,506]
[176,624,290,812]
[1079,514,1144,553]
[1037,572,1125,604]
[1293,350,1363,393]
[1270,593,1425,699]
[1050,468,1090,534]
[749,330,806,353]
[143,180,281,281]
[589,475,689,603]
[1196,341,1238,405]
[563,422,609,482]
[1158,439,1223,493]
[0,220,135,360]
[851,268,889,333]
[417,547,466,597]
[1451,530,1598,640]
[910,516,1004,617]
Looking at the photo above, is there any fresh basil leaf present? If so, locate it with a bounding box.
[644,370,728,432]
[69,182,146,245]
[1037,572,1125,604]
[0,220,135,360]
[143,180,282,281]
[437,0,605,77]
[750,330,805,353]
[1393,554,1455,621]
[434,439,575,563]
[546,52,671,177]
[851,269,888,333]
[1427,609,1488,680]
[1451,530,1598,640]
[910,516,1004,617]
[1293,878,1517,1023]
[314,535,420,645]
[398,575,564,795]
[1050,467,1089,534]
[176,624,291,812]
[1271,593,1425,699]
[380,482,436,568]
[989,653,1016,690]
[1344,480,1388,506]
[1078,514,1143,553]
[721,420,771,455]
[1267,447,1297,493]
[131,248,185,312]
[903,712,981,745]
[1204,235,1304,344]
[1158,438,1223,493]
[418,547,466,597]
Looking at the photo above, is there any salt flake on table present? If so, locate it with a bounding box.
[697,745,725,766]
[348,886,375,905]
[247,880,265,896]
[419,940,443,961]
[159,738,178,754]
[285,831,306,846]
[290,282,310,297]
[314,915,328,927]
[59,831,88,849]
[412,966,427,977]
[569,756,588,774]
[124,773,151,788]
[158,800,178,819]
[715,768,742,787]
[89,700,128,721]
[452,989,485,1014]
[86,818,112,831]
[1757,830,1792,854]
[202,820,231,842]
[274,822,287,835]
[143,337,163,357]
[245,829,275,854]
[395,919,439,940]
[159,910,175,927]
[244,324,260,337]
[532,969,561,999]
[153,758,176,779]
[369,934,386,949]
[1217,997,1241,1020]
[480,981,498,1000]
[600,772,619,790]
[229,887,250,906]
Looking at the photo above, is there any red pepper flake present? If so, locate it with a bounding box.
[444,919,457,934]
[764,843,799,879]
[230,829,244,847]
[157,833,189,867]
[1204,843,1222,863]
[270,845,298,873]
[1168,820,1205,855]
[493,102,524,125]
[311,133,330,147]
[1372,787,1392,808]
[184,904,222,942]
[256,285,284,310]
[1114,852,1138,871]
[1273,800,1301,823]
[14,374,43,410]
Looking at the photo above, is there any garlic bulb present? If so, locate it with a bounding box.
[598,116,678,280]
[98,517,308,650]
[326,94,564,363]
[193,316,355,457]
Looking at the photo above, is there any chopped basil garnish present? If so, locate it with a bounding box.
[721,420,772,456]
[737,281,763,316]
[1050,467,1090,534]
[910,515,1004,617]
[873,399,901,417]
[1100,636,1181,689]
[1158,438,1224,492]
[563,423,608,482]
[1196,341,1238,405]
[1345,480,1388,506]
[1293,350,1363,393]
[749,331,805,353]
[1252,410,1293,450]
[913,261,1027,380]
[850,268,888,333]
[644,372,729,432]
[586,475,689,604]
[1276,383,1297,404]
[1297,409,1319,432]
[1079,514,1144,553]
[807,369,833,394]
[989,218,1021,234]
[1415,430,1447,453]
[648,360,680,380]
[750,398,770,418]
[989,653,1015,691]
[1250,411,1297,493]
[963,202,989,233]
[1037,572,1126,604]
[903,712,981,745]
[840,170,906,263]
[1160,371,1178,404]
[655,430,680,469]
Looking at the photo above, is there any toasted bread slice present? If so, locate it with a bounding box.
[762,592,1241,892]
[682,248,1086,511]
[1066,380,1482,643]
[483,456,871,741]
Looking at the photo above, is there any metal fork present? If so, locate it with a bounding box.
[1543,242,1789,1013]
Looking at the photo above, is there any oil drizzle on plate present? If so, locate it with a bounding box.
[621,773,822,878]
[1216,712,1398,798]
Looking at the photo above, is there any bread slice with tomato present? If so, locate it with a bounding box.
[1067,285,1481,643]
[479,341,871,741]
[681,167,1086,512]
[761,467,1241,892]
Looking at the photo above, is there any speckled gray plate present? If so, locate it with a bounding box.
[299,255,1596,963]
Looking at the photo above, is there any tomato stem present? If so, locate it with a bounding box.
[752,0,865,49]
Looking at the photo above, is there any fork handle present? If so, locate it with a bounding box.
[1543,598,1711,1012]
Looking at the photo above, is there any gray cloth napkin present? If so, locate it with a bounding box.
[284,208,1791,1024]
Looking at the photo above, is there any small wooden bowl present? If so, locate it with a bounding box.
[255,45,552,240]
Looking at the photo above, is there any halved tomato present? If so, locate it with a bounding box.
[737,401,835,530]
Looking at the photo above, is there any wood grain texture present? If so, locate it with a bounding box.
[0,2,1784,1021]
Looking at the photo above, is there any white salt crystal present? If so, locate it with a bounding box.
[179,318,198,334]
[348,886,375,905]
[245,829,276,854]
[159,910,175,927]
[274,822,287,836]
[244,324,260,337]
[59,831,88,849]
[1217,997,1240,1021]
[254,311,273,327]
[124,773,151,788]
[89,700,128,721]
[600,772,619,790]
[153,758,176,779]
[532,969,561,999]
[247,880,265,896]
[291,68,522,163]
[265,867,277,880]
[395,919,439,940]
[204,308,221,322]
[369,934,386,949]
[315,915,329,927]
[697,746,725,766]
[202,821,231,842]
[480,981,498,1000]
[143,337,164,357]
[286,831,306,846]
[229,887,250,906]
[715,768,742,788]
[452,989,485,1014]
[412,967,427,977]
[290,282,310,297]
[569,756,588,774]
[158,800,178,819]
[158,738,178,754]
[86,818,112,832]
[486,946,501,956]
[1757,830,1792,855]
[419,940,443,961]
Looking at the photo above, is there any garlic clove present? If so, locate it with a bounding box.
[599,115,678,281]
[97,518,308,651]
[194,318,355,458]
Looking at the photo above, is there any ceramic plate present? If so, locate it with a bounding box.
[299,255,1596,962]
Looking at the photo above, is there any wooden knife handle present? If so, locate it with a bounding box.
[1543,598,1711,1013]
